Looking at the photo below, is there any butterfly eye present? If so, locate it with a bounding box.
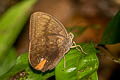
[68,32,74,39]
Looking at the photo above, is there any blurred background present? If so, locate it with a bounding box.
[0,0,120,80]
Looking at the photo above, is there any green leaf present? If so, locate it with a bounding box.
[0,48,16,76]
[25,68,54,80]
[0,0,36,64]
[81,71,98,80]
[0,53,28,80]
[0,43,98,80]
[55,42,99,80]
[0,53,55,80]
[87,72,98,80]
[100,10,120,44]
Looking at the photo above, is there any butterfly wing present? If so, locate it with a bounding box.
[29,12,72,72]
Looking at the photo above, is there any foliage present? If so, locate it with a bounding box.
[0,43,98,80]
[55,43,99,80]
[100,10,120,44]
[0,0,36,65]
[0,48,16,76]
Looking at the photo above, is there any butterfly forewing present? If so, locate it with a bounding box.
[29,12,72,72]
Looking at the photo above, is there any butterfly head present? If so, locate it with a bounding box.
[68,32,74,40]
[67,32,74,47]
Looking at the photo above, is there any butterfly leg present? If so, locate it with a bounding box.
[71,41,87,54]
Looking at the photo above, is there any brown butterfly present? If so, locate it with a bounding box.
[29,12,81,72]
